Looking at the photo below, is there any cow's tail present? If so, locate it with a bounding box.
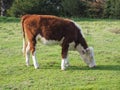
[21,15,28,56]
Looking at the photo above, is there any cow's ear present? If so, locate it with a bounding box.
[86,48,90,54]
[86,48,90,51]
[82,50,86,54]
[86,47,93,54]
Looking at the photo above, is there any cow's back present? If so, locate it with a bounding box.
[22,15,76,41]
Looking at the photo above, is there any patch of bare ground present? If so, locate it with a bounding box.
[109,28,120,34]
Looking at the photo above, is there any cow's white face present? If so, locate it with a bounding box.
[76,45,96,68]
[82,47,96,68]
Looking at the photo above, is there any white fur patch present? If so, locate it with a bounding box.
[26,42,30,66]
[76,44,88,64]
[76,44,85,54]
[22,38,26,54]
[36,34,64,45]
[32,51,39,69]
[61,58,65,70]
[76,44,96,67]
[61,57,69,70]
[87,47,96,68]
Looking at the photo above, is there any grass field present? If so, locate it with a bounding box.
[0,16,120,90]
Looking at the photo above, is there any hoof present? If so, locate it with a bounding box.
[26,64,30,67]
[89,65,96,68]
[35,66,39,69]
[61,67,66,71]
[65,64,70,67]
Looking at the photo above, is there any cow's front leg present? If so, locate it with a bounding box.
[65,57,69,67]
[30,41,39,69]
[61,43,69,70]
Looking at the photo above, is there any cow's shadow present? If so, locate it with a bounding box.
[69,65,120,71]
[41,62,120,71]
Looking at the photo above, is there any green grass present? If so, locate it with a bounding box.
[0,16,120,90]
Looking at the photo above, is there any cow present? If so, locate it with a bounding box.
[21,15,96,70]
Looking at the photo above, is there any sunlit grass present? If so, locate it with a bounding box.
[0,16,120,90]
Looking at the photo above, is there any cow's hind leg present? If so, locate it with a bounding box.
[30,40,39,69]
[25,42,30,66]
[22,38,26,55]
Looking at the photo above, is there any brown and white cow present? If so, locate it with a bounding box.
[21,15,96,70]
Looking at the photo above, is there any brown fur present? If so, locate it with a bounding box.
[21,15,88,58]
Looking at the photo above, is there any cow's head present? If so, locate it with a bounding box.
[81,47,96,68]
[76,45,96,68]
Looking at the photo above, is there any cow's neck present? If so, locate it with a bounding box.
[80,37,88,50]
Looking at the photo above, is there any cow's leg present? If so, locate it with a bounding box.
[25,42,30,66]
[30,40,39,69]
[65,57,69,67]
[61,41,69,70]
[22,38,26,55]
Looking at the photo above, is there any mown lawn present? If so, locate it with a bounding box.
[0,17,120,90]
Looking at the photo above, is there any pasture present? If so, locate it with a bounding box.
[0,17,120,90]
